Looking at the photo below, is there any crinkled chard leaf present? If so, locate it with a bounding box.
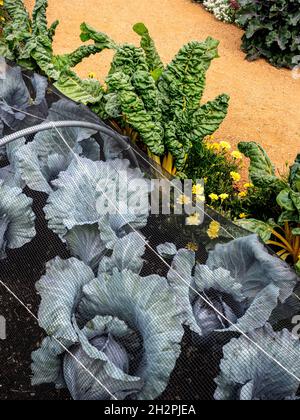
[215,324,300,400]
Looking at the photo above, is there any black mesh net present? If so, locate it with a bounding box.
[0,59,300,401]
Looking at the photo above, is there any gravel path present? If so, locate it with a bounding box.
[25,0,300,169]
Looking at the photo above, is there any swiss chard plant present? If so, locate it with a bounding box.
[236,0,300,69]
[1,0,230,177]
[237,142,300,274]
[82,22,230,176]
[0,0,110,106]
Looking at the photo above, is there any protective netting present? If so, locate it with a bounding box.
[0,59,300,401]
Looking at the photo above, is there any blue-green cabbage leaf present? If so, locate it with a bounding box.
[215,324,300,400]
[0,179,36,258]
[13,100,101,194]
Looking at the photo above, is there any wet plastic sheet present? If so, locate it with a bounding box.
[0,59,300,401]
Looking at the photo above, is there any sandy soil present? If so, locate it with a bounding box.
[25,0,300,170]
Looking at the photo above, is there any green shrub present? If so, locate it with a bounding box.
[236,142,300,272]
[186,137,279,222]
[236,0,300,69]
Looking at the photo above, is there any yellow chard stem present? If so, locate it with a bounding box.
[162,155,168,170]
[280,252,291,261]
[277,249,287,257]
[294,234,300,263]
[271,229,295,254]
[266,240,291,253]
[162,153,174,175]
[148,149,162,166]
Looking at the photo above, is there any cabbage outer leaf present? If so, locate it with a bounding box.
[45,157,150,238]
[0,180,35,256]
[215,324,300,400]
[79,268,184,400]
[207,234,298,303]
[36,257,95,342]
[98,232,146,275]
[13,100,100,193]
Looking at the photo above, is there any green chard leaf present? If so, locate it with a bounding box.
[290,154,300,193]
[109,44,149,77]
[32,0,49,36]
[238,141,287,192]
[106,71,165,156]
[133,23,164,73]
[235,218,274,243]
[158,37,220,116]
[54,72,104,105]
[80,22,117,50]
[191,94,230,143]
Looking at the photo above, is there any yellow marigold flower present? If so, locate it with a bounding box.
[231,151,242,160]
[239,213,247,219]
[209,193,219,202]
[192,184,204,196]
[230,171,241,182]
[212,142,221,152]
[186,213,201,226]
[238,191,248,198]
[244,183,254,189]
[207,221,221,240]
[186,242,199,252]
[220,141,231,151]
[204,142,213,150]
[177,194,191,206]
[219,193,229,201]
[88,72,97,79]
[0,0,3,6]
